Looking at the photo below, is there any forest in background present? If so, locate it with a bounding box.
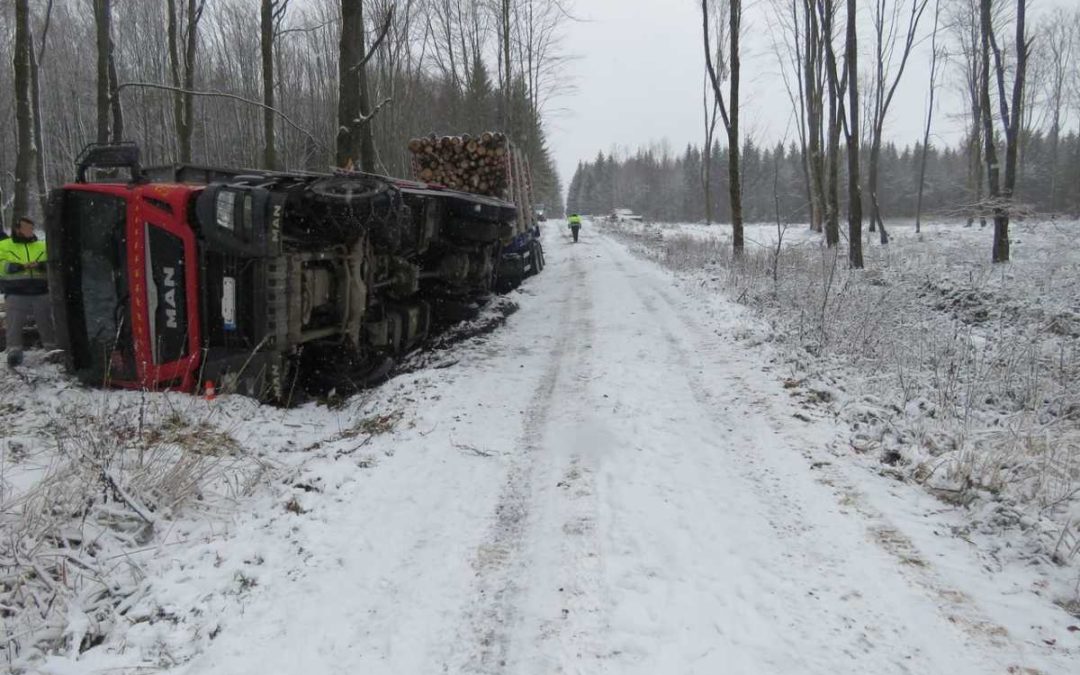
[566,133,1080,224]
[0,0,568,229]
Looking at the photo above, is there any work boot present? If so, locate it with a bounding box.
[6,349,24,368]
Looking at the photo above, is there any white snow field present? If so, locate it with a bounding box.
[2,221,1078,674]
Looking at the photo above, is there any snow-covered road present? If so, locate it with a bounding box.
[67,225,1072,674]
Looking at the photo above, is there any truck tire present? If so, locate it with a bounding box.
[309,175,391,207]
[531,240,545,273]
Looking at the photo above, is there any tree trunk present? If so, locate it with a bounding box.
[335,0,384,171]
[868,144,878,232]
[13,0,35,225]
[702,84,718,225]
[94,0,111,145]
[501,0,513,133]
[355,2,376,172]
[168,0,201,163]
[821,0,841,248]
[701,0,744,252]
[915,0,942,234]
[966,120,983,227]
[868,0,927,243]
[1000,1,1026,214]
[262,0,277,170]
[729,1,744,253]
[846,0,864,268]
[996,0,1027,262]
[29,27,47,217]
[979,0,1006,262]
[869,132,890,245]
[168,0,180,158]
[337,0,365,168]
[803,1,825,232]
[109,40,124,143]
[181,0,200,163]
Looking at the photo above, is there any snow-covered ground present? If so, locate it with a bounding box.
[2,221,1078,673]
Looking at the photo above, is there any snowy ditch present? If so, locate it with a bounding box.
[0,297,518,670]
[609,217,1080,615]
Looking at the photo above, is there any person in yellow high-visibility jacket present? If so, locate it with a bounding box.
[567,213,582,242]
[0,217,57,367]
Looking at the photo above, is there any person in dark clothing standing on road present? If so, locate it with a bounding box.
[0,217,57,367]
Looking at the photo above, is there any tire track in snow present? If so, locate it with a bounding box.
[600,233,1025,660]
[507,259,616,673]
[447,250,594,673]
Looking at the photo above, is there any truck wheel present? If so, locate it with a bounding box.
[531,240,545,273]
[309,175,390,206]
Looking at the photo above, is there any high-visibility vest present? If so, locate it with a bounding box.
[0,236,49,295]
[568,215,582,226]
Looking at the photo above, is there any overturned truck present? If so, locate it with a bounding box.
[45,139,543,402]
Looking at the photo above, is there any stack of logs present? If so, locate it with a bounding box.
[408,132,512,197]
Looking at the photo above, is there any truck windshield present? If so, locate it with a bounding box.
[62,190,135,382]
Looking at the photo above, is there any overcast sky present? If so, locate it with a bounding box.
[547,0,1076,193]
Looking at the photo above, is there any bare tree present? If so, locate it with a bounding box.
[12,0,34,224]
[916,0,944,233]
[702,5,729,227]
[702,0,744,253]
[701,73,720,225]
[844,0,864,268]
[867,0,930,244]
[0,0,567,214]
[766,0,816,231]
[338,0,367,168]
[818,0,843,248]
[802,1,826,233]
[497,0,513,132]
[108,24,123,144]
[94,0,112,145]
[168,0,205,163]
[1037,8,1076,213]
[262,0,289,170]
[817,1,862,261]
[982,0,1029,263]
[29,1,54,217]
[948,0,987,227]
[513,0,574,118]
[337,2,394,170]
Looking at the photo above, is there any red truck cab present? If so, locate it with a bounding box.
[47,180,203,393]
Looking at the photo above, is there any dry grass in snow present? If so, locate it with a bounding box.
[1,375,270,668]
[611,218,1080,600]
